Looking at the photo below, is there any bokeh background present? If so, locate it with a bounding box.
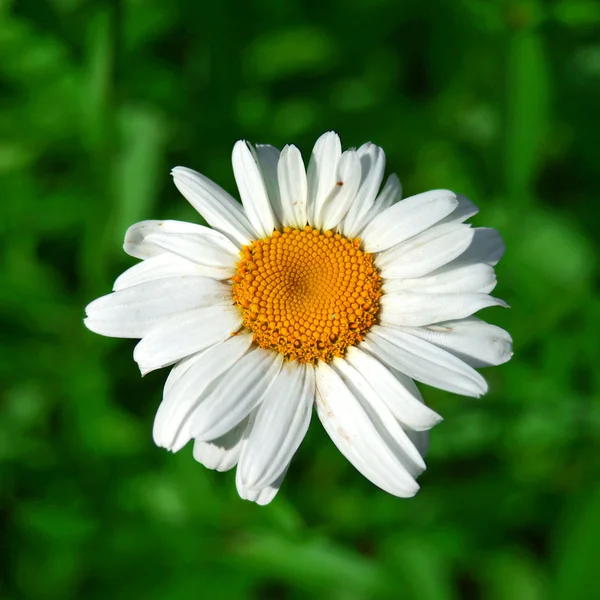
[2,0,599,598]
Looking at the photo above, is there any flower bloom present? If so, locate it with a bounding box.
[85,132,512,504]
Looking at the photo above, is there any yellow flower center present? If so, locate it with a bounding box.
[232,226,382,364]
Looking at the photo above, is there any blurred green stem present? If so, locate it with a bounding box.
[504,22,550,205]
[79,2,120,296]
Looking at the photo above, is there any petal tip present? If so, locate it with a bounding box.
[401,481,420,498]
[171,166,187,178]
[83,316,105,336]
[476,381,489,398]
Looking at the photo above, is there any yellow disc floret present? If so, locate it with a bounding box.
[231,226,382,364]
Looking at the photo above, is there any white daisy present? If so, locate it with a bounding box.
[84,132,512,505]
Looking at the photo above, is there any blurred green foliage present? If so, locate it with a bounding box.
[1,0,599,598]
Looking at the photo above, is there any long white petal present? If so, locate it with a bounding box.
[376,225,475,279]
[277,144,308,228]
[153,333,253,451]
[193,418,248,471]
[144,231,238,267]
[331,358,426,477]
[133,304,242,375]
[345,346,442,431]
[232,140,276,238]
[124,219,230,260]
[85,277,232,339]
[172,166,257,246]
[140,234,235,282]
[255,144,282,228]
[449,227,506,267]
[361,190,458,253]
[364,326,488,397]
[401,317,513,368]
[384,364,433,457]
[236,463,288,505]
[315,150,362,231]
[383,263,497,295]
[354,173,403,235]
[191,347,283,441]
[237,362,314,490]
[113,253,230,291]
[341,142,386,237]
[162,351,204,399]
[154,350,215,447]
[441,194,478,224]
[306,131,342,227]
[315,362,420,497]
[376,221,467,267]
[379,291,508,327]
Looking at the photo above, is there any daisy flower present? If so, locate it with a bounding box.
[84,132,512,505]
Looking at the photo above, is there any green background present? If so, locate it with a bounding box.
[2,0,599,598]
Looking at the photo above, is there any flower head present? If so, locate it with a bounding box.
[84,132,512,505]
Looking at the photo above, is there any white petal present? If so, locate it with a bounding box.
[341,142,386,237]
[379,291,508,327]
[145,229,238,262]
[383,263,497,295]
[191,347,283,441]
[377,225,475,279]
[315,150,362,231]
[142,236,234,279]
[232,141,276,238]
[450,227,506,267]
[376,222,466,267]
[113,253,229,291]
[153,333,253,451]
[345,346,442,431]
[277,144,308,228]
[237,362,314,490]
[162,350,206,398]
[355,173,403,234]
[331,358,426,477]
[142,233,237,280]
[152,352,213,448]
[446,194,478,223]
[315,362,419,497]
[85,277,232,339]
[361,190,459,253]
[133,304,242,375]
[193,418,248,471]
[172,166,257,246]
[384,363,432,457]
[255,144,282,228]
[403,317,513,368]
[236,463,288,505]
[306,131,342,228]
[123,220,222,260]
[364,326,488,397]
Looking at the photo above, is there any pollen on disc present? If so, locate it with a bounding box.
[232,226,382,364]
